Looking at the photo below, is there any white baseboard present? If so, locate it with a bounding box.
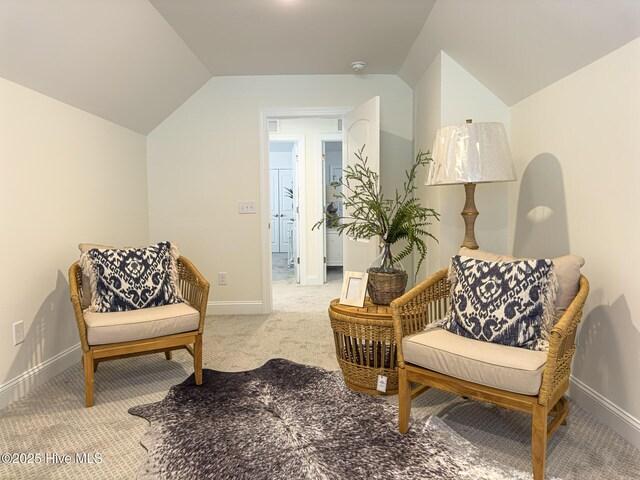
[569,375,640,449]
[207,301,264,315]
[0,343,81,410]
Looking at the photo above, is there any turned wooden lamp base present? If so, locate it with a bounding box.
[427,119,516,252]
[462,182,479,250]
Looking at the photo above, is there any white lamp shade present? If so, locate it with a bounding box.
[426,122,516,185]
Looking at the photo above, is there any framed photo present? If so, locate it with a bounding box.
[339,271,369,307]
[330,165,342,184]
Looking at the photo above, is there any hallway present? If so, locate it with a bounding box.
[272,253,342,312]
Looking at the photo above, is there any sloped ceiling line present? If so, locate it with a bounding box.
[1,0,638,133]
[399,0,640,106]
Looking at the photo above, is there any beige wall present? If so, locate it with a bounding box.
[509,38,640,431]
[412,53,510,278]
[413,53,443,277]
[440,53,511,264]
[0,78,148,405]
[147,75,413,310]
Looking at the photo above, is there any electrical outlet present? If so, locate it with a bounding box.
[238,201,257,214]
[218,272,228,285]
[12,321,24,345]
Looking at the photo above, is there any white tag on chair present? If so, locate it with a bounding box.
[376,375,388,393]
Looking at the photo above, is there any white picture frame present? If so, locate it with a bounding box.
[339,271,369,307]
[330,165,342,184]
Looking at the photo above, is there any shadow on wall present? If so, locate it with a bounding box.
[573,294,638,414]
[3,271,75,403]
[512,153,570,258]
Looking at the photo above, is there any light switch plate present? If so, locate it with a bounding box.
[12,321,24,345]
[238,201,257,214]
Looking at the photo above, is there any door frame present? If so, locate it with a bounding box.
[316,133,343,284]
[259,107,351,314]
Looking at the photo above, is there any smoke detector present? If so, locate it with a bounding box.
[351,61,366,72]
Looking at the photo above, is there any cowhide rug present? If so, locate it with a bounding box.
[129,359,536,479]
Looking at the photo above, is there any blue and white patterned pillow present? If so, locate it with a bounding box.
[80,242,183,313]
[441,255,558,351]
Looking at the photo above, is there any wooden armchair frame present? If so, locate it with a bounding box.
[69,256,210,407]
[391,268,589,480]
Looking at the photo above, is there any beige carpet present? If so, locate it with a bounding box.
[1,281,639,479]
[272,251,343,312]
[273,276,342,313]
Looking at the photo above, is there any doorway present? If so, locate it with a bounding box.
[320,138,344,285]
[260,101,379,313]
[270,118,345,290]
[266,115,345,311]
[269,136,302,287]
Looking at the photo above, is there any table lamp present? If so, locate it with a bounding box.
[425,120,516,250]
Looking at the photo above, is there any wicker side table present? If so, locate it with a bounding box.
[328,298,398,395]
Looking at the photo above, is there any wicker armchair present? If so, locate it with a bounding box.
[69,256,210,407]
[391,268,589,480]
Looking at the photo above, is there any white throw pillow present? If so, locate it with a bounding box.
[78,243,115,309]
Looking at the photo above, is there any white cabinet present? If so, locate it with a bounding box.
[326,230,343,266]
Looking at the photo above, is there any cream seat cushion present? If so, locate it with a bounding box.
[84,303,199,346]
[403,328,548,395]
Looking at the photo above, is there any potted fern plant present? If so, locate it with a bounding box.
[315,146,439,304]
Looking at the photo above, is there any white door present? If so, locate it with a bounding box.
[271,168,295,254]
[270,169,280,253]
[279,169,294,253]
[343,96,380,272]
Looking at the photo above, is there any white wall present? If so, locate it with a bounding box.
[439,53,510,263]
[147,74,413,312]
[268,150,294,170]
[324,141,342,179]
[412,53,510,278]
[509,38,640,446]
[325,142,342,205]
[0,77,148,407]
[413,53,442,277]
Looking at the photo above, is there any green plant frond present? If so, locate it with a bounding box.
[394,243,414,263]
[312,219,324,231]
[313,145,439,279]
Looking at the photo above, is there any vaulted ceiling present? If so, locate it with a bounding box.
[1,0,638,134]
[399,0,640,106]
